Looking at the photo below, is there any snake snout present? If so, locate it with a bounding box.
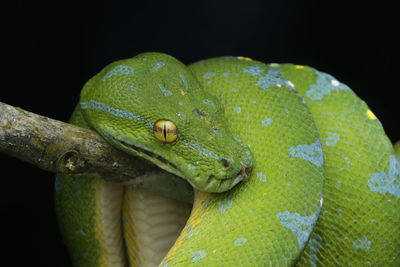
[242,163,253,180]
[203,161,253,193]
[235,160,253,183]
[192,141,253,193]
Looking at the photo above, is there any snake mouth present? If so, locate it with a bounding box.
[117,140,180,172]
[109,137,252,193]
[193,162,253,193]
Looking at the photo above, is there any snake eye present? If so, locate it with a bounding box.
[153,119,178,143]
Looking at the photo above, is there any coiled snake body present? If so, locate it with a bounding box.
[55,53,400,266]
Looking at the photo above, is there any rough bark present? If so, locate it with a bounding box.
[0,101,193,202]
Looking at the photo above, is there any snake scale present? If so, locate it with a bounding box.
[55,52,400,266]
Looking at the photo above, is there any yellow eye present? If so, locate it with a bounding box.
[153,119,178,143]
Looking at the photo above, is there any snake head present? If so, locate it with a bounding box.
[79,52,253,193]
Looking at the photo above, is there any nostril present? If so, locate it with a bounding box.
[244,165,252,176]
[220,157,231,169]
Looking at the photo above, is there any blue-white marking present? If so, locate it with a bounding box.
[102,65,134,81]
[203,99,216,106]
[181,138,220,160]
[367,155,400,197]
[127,85,137,91]
[234,106,241,113]
[80,100,153,127]
[277,210,319,248]
[186,229,195,239]
[187,164,197,170]
[261,117,273,127]
[158,84,173,96]
[257,70,293,90]
[191,250,207,263]
[288,139,324,167]
[256,172,267,182]
[179,72,190,91]
[353,236,371,250]
[308,234,323,267]
[177,111,186,119]
[325,132,340,146]
[243,65,264,76]
[203,72,216,79]
[217,198,233,212]
[78,229,87,236]
[150,61,165,72]
[306,71,352,100]
[233,237,247,247]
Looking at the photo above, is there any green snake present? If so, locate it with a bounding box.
[55,52,400,266]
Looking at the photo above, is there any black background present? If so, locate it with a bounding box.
[1,0,399,266]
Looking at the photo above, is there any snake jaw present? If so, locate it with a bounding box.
[100,133,187,178]
[240,161,253,181]
[102,132,253,194]
[189,160,253,193]
[219,161,252,189]
[101,128,254,193]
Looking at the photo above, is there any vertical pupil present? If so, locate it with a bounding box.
[163,122,167,140]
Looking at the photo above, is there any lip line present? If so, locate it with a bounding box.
[219,164,250,187]
[117,140,179,171]
[116,138,250,192]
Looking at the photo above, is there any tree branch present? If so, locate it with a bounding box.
[0,101,193,203]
